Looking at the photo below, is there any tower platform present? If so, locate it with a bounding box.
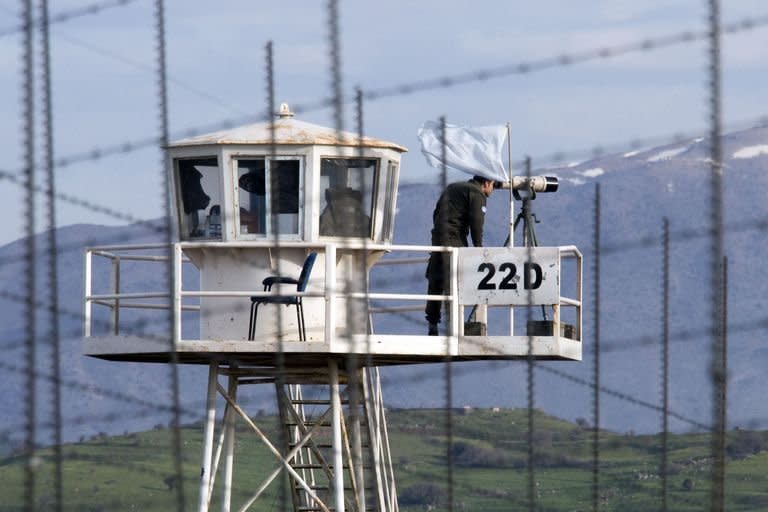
[82,241,582,366]
[83,332,581,365]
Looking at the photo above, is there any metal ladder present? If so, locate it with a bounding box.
[277,367,398,512]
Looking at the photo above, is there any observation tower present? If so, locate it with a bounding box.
[82,104,582,512]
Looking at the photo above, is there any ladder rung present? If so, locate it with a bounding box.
[291,463,374,470]
[300,486,375,493]
[291,399,347,405]
[290,442,371,449]
[283,419,368,427]
[291,464,327,470]
[284,421,333,427]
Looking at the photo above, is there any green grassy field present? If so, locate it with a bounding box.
[2,408,767,511]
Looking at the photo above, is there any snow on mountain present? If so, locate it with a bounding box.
[733,144,768,159]
[646,145,690,162]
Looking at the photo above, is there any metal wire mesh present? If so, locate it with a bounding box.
[4,0,765,510]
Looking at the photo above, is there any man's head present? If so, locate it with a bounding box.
[472,175,495,197]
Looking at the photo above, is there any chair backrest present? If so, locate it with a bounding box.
[297,252,318,292]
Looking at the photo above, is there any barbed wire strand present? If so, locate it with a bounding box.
[0,11,759,177]
[3,290,704,506]
[264,39,292,512]
[525,156,537,512]
[0,172,764,276]
[3,6,768,508]
[362,14,768,103]
[590,183,601,512]
[0,0,139,38]
[660,218,670,512]
[3,107,766,264]
[51,30,248,117]
[38,0,63,508]
[1,213,757,426]
[326,1,363,507]
[352,89,375,512]
[153,0,186,508]
[437,116,456,512]
[0,391,277,441]
[9,111,748,508]
[706,1,727,510]
[2,107,767,250]
[20,0,37,509]
[0,281,721,446]
[0,168,168,236]
[0,239,742,435]
[534,364,711,432]
[0,354,202,416]
[4,251,764,424]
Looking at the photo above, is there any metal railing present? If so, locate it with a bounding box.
[84,241,581,343]
[83,244,199,337]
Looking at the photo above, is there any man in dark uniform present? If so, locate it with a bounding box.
[425,175,496,335]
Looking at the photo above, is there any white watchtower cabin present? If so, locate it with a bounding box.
[82,104,582,512]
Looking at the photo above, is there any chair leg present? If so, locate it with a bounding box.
[295,301,305,342]
[248,302,260,341]
[300,303,306,341]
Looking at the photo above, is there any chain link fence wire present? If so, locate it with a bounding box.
[660,218,670,512]
[5,0,768,510]
[706,2,728,511]
[19,0,37,509]
[590,183,601,512]
[153,0,187,509]
[38,0,63,508]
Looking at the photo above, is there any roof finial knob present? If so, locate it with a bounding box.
[277,102,294,119]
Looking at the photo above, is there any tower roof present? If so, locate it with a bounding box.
[169,116,407,152]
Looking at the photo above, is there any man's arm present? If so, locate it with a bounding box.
[468,190,486,247]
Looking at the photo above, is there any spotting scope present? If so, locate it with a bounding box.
[494,175,559,193]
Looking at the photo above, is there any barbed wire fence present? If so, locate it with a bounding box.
[2,0,766,510]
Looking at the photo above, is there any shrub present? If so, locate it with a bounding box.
[451,441,510,468]
[726,430,766,460]
[399,483,446,506]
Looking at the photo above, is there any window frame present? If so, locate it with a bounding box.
[232,155,304,240]
[173,155,221,241]
[317,156,380,240]
[381,159,399,242]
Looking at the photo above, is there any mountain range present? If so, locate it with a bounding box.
[0,125,766,444]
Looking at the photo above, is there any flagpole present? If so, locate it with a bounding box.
[507,122,514,247]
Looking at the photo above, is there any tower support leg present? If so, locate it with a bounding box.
[329,361,346,512]
[199,361,219,512]
[221,373,237,512]
[194,364,399,512]
[349,371,366,511]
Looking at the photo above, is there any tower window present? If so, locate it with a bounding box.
[236,158,302,237]
[319,158,378,238]
[176,157,220,240]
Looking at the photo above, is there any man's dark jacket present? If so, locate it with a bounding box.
[430,179,487,247]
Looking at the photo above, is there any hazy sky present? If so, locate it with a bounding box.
[0,0,766,246]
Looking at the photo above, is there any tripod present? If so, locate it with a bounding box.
[506,183,548,321]
[467,167,549,328]
[503,185,541,245]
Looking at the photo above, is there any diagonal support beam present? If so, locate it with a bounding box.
[278,388,337,481]
[215,382,331,512]
[238,407,333,512]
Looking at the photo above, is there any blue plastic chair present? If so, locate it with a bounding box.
[248,252,318,341]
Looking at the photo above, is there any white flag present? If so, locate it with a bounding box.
[417,121,509,182]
